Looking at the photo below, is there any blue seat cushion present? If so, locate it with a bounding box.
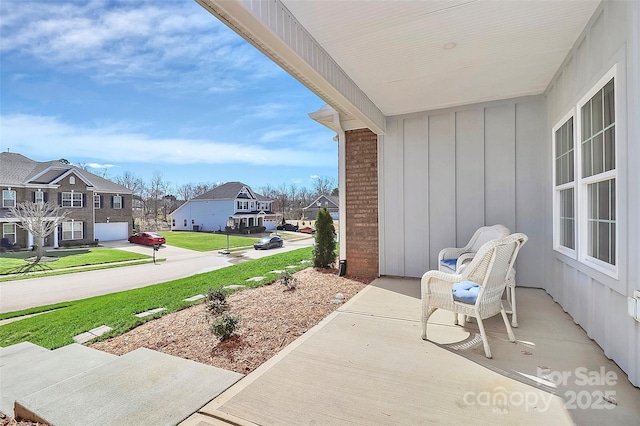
[440,258,458,270]
[452,281,480,304]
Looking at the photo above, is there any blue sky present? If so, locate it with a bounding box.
[0,0,338,193]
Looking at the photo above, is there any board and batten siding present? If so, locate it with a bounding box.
[544,0,639,386]
[379,96,545,287]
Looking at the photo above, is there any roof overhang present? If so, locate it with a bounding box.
[197,0,600,134]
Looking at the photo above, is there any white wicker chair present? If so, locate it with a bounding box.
[438,224,520,327]
[422,233,528,358]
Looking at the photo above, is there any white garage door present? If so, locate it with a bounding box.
[95,222,129,241]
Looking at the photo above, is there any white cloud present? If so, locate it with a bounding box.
[259,128,303,143]
[0,114,337,168]
[309,175,320,180]
[85,163,116,169]
[0,0,279,94]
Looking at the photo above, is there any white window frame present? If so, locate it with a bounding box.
[94,194,101,209]
[35,190,44,204]
[2,189,16,208]
[62,191,83,208]
[552,110,577,258]
[113,195,122,209]
[2,223,16,244]
[62,221,83,240]
[576,65,618,278]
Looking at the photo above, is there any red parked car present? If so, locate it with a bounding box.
[128,232,166,246]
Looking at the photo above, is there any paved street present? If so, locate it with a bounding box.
[0,234,313,314]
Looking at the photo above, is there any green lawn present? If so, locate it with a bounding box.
[0,247,313,349]
[160,231,260,251]
[0,248,150,275]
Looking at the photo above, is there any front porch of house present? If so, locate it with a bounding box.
[183,277,640,425]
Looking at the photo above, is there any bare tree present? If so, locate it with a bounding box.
[311,176,336,197]
[148,172,170,228]
[176,183,195,202]
[8,201,69,272]
[191,182,218,197]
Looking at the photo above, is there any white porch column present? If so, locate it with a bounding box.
[27,232,33,249]
[53,227,59,248]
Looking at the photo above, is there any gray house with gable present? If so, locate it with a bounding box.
[170,181,280,232]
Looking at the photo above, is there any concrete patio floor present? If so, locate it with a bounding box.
[181,278,640,426]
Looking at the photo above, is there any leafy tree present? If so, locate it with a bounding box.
[313,207,336,268]
[8,201,69,272]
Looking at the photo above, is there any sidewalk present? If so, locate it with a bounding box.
[0,236,313,314]
[181,278,640,426]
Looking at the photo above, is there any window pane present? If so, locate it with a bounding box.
[610,223,616,264]
[567,117,574,150]
[587,179,616,265]
[598,180,610,220]
[559,188,575,249]
[592,133,604,175]
[610,179,616,220]
[604,127,615,171]
[582,139,592,177]
[592,90,603,133]
[597,222,610,262]
[603,79,615,127]
[582,103,591,141]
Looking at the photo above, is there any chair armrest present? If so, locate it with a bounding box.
[421,270,462,299]
[455,252,477,270]
[438,247,468,262]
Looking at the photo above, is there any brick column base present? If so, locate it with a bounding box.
[344,128,379,280]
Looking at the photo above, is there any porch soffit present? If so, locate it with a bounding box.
[198,0,598,130]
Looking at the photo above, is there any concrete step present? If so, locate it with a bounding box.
[15,347,244,426]
[0,343,117,417]
[0,341,49,363]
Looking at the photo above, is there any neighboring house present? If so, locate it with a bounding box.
[170,182,280,232]
[198,1,640,386]
[0,152,133,247]
[302,194,339,220]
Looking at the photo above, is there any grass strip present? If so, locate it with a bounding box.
[0,247,313,349]
[160,231,260,252]
[0,259,164,283]
[0,248,150,275]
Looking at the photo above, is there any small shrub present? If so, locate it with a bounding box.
[205,287,228,315]
[279,270,298,291]
[211,312,240,341]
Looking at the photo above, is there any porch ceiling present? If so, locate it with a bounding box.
[281,0,599,116]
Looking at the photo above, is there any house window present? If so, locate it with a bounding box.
[577,67,617,275]
[62,221,83,240]
[237,201,248,210]
[2,223,16,244]
[183,219,187,227]
[113,195,122,209]
[94,194,101,208]
[62,192,83,207]
[69,176,75,185]
[35,191,45,204]
[2,190,16,208]
[553,116,576,253]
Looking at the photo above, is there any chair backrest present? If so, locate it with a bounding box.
[467,224,511,252]
[461,233,528,313]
